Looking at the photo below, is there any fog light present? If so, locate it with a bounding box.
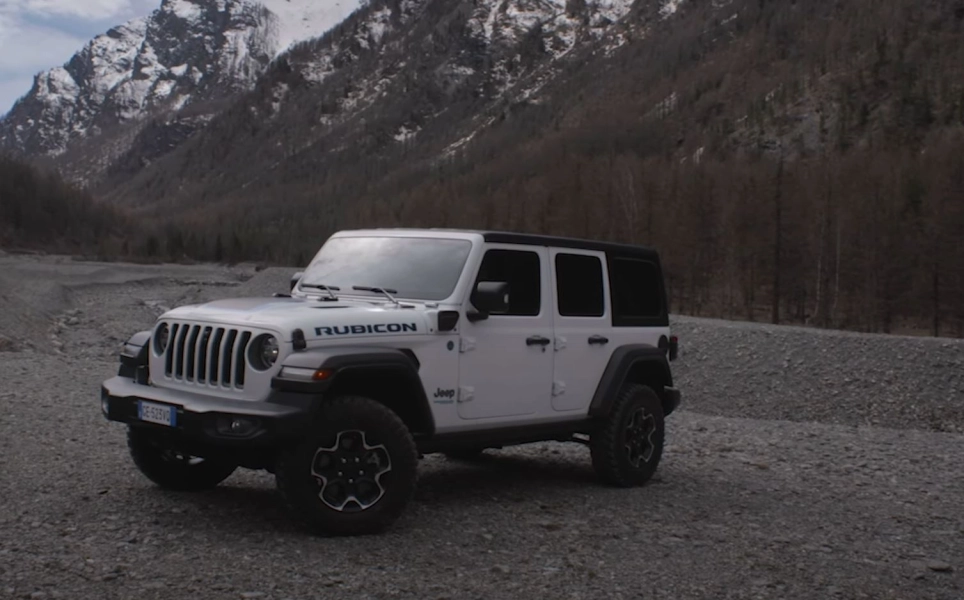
[215,416,261,437]
[101,393,109,417]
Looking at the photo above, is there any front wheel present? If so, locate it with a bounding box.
[275,396,418,536]
[127,427,237,491]
[590,384,665,487]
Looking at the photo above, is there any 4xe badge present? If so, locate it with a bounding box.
[315,323,418,336]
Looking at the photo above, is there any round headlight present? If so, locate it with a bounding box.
[154,323,170,354]
[251,335,279,370]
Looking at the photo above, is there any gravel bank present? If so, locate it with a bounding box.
[671,316,964,433]
[0,257,962,599]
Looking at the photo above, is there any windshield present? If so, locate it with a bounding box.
[298,236,473,301]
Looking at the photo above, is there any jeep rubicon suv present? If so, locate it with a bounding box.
[101,229,681,535]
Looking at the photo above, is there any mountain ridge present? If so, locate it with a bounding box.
[0,0,366,183]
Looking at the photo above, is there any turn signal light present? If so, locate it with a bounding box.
[278,366,333,382]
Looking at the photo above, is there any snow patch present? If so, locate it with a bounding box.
[444,131,477,157]
[270,82,289,115]
[166,0,204,21]
[172,94,192,110]
[483,0,501,43]
[258,0,366,54]
[652,91,678,118]
[592,0,635,25]
[170,64,189,77]
[393,124,419,142]
[43,68,80,97]
[154,79,176,99]
[361,7,392,47]
[660,0,684,18]
[301,52,336,84]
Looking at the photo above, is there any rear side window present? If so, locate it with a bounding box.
[474,249,541,316]
[555,253,605,317]
[609,257,665,326]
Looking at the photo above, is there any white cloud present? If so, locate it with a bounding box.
[0,0,134,21]
[0,20,86,72]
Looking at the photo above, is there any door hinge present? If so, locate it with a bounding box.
[460,337,476,353]
[458,386,475,403]
[554,336,567,351]
[552,381,566,397]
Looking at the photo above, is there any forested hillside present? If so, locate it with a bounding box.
[0,157,131,256]
[4,0,964,337]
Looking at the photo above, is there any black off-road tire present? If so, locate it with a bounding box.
[590,384,665,487]
[127,427,237,491]
[275,396,418,536]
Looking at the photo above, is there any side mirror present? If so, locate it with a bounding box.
[290,271,305,293]
[468,281,510,322]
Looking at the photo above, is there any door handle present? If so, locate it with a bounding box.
[526,335,551,347]
[588,335,610,345]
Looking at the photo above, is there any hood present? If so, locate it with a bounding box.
[161,297,432,341]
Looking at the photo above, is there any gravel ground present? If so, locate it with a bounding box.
[0,257,962,599]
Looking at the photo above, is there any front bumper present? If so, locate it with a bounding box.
[101,376,315,447]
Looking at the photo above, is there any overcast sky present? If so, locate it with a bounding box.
[0,0,159,115]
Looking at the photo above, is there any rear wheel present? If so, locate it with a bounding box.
[275,396,418,536]
[127,427,237,491]
[590,384,665,487]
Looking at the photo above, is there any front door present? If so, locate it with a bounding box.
[457,245,554,421]
[549,249,614,412]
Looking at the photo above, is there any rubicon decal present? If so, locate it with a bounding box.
[314,323,419,336]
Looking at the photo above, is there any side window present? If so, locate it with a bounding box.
[609,257,664,325]
[555,253,604,317]
[474,249,541,316]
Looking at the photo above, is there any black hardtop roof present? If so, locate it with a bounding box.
[481,231,660,260]
[353,228,661,260]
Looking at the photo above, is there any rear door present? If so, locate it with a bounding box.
[549,249,613,413]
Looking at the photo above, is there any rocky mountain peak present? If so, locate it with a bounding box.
[0,0,279,159]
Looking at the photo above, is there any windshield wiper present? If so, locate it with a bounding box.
[352,286,401,306]
[300,283,340,301]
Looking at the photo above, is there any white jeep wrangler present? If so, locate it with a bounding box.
[102,229,681,535]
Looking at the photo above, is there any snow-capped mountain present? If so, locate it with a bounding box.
[258,0,648,153]
[0,0,364,179]
[95,0,689,207]
[1,0,685,192]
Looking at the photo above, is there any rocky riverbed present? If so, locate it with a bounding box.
[0,255,961,599]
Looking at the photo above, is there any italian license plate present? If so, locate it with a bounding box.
[137,401,177,427]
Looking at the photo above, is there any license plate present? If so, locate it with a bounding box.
[137,401,177,427]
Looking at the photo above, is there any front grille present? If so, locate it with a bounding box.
[163,323,253,389]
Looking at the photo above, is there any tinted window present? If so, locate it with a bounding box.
[609,257,664,322]
[474,249,541,316]
[299,236,472,301]
[555,253,604,317]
